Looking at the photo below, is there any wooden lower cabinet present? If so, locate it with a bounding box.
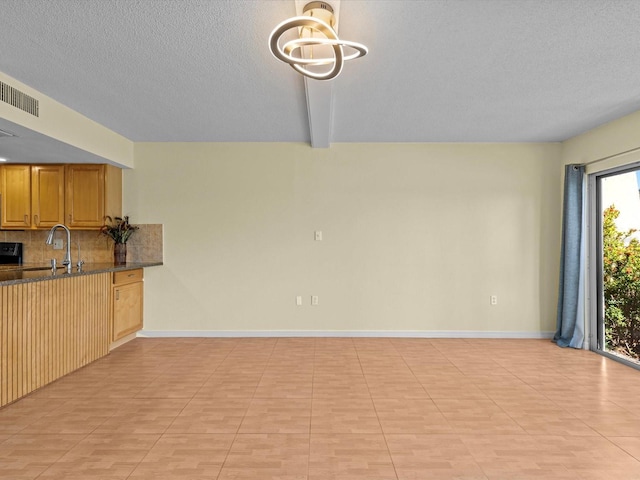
[0,273,111,407]
[112,269,144,342]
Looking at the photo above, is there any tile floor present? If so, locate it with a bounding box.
[1,337,640,479]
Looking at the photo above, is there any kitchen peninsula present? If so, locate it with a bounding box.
[0,261,161,408]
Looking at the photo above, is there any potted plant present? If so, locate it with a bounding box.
[100,216,139,265]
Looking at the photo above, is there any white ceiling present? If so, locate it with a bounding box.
[1,0,640,151]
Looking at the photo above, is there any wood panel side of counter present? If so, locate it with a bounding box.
[0,273,110,407]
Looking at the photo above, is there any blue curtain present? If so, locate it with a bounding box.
[554,164,585,348]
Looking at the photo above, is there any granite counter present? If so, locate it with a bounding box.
[0,262,162,285]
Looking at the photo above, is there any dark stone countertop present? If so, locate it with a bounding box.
[0,262,163,286]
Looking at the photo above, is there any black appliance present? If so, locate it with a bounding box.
[0,242,23,265]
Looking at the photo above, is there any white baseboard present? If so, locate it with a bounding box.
[138,330,555,339]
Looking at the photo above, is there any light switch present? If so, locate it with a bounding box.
[296,296,303,306]
[53,239,64,250]
[314,231,322,241]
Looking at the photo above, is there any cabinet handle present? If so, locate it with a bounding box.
[24,214,29,225]
[68,214,72,223]
[128,273,135,277]
[116,289,120,300]
[34,214,39,226]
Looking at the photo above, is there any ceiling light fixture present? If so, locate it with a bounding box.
[268,1,367,81]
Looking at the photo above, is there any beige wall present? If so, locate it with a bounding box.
[562,109,640,172]
[127,142,562,336]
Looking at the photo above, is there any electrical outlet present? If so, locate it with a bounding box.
[311,295,319,306]
[490,295,498,305]
[53,239,64,250]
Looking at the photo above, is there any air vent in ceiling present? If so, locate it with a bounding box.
[0,80,39,117]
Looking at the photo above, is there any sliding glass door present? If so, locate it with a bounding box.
[594,166,640,367]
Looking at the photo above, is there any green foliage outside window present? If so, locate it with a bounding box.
[603,205,640,361]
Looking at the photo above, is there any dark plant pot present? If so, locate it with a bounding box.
[114,243,127,265]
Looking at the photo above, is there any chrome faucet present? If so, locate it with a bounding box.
[45,224,72,274]
[76,240,84,271]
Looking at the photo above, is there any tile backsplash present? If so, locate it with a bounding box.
[0,224,163,264]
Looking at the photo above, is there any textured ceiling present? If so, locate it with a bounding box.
[1,0,640,146]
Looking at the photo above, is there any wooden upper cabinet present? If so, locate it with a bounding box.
[65,164,104,228]
[0,163,121,230]
[65,164,122,229]
[0,164,65,230]
[0,164,32,229]
[31,165,65,228]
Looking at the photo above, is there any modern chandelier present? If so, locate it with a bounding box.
[268,1,368,81]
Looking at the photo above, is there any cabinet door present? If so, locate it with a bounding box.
[65,164,105,228]
[0,165,31,229]
[113,281,143,341]
[31,165,65,228]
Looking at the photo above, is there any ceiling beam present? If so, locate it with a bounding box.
[295,0,341,148]
[304,77,333,148]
